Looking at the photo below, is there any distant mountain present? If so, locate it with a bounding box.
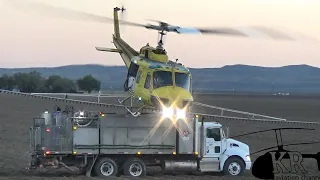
[1,64,320,93]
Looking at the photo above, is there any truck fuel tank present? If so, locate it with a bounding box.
[161,160,198,173]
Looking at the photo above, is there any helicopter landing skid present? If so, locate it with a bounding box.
[118,95,146,117]
[118,95,133,105]
[123,105,147,117]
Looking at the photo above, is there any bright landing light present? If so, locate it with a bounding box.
[176,109,186,119]
[162,107,186,120]
[162,107,174,118]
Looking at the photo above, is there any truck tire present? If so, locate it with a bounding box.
[123,158,146,177]
[94,157,119,177]
[223,156,245,176]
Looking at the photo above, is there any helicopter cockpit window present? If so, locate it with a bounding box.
[175,72,191,92]
[144,73,151,89]
[153,71,173,89]
[126,63,140,91]
[206,128,221,141]
[128,63,139,77]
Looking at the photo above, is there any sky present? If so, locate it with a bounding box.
[0,0,320,68]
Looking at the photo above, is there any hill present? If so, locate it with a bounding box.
[1,64,320,93]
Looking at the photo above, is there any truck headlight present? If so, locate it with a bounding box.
[245,155,251,161]
[162,107,174,118]
[176,109,186,119]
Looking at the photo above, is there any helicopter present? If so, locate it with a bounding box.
[232,128,320,179]
[6,0,317,118]
[94,6,309,117]
[95,7,196,117]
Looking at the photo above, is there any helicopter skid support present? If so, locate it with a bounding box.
[118,95,145,117]
[118,95,133,105]
[123,105,147,117]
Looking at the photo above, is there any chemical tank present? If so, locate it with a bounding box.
[40,111,53,125]
[55,112,68,126]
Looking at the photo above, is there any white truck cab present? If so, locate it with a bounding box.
[198,122,252,176]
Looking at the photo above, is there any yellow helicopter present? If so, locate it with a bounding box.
[6,1,314,118]
[94,7,301,117]
[95,7,195,117]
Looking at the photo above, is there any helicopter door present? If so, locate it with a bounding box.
[126,63,139,91]
[204,127,222,158]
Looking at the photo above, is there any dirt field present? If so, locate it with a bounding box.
[0,92,319,179]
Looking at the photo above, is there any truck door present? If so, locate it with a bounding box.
[204,127,222,157]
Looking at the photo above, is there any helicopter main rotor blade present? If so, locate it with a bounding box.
[174,26,318,42]
[5,0,148,28]
[5,0,113,23]
[6,0,317,42]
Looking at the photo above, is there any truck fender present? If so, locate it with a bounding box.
[219,149,247,170]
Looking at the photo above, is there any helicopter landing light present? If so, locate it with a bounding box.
[161,106,186,120]
[162,107,174,118]
[176,109,186,120]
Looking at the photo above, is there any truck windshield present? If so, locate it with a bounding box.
[175,72,191,91]
[153,71,173,89]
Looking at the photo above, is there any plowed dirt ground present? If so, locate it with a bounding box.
[0,92,319,179]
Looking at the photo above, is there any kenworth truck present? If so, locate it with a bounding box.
[29,108,252,177]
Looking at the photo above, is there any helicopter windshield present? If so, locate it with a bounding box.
[153,71,173,89]
[175,72,191,91]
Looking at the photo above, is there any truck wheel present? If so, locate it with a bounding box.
[223,156,245,176]
[123,158,146,177]
[94,157,119,177]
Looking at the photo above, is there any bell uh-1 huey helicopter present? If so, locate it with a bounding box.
[6,0,316,118]
[95,7,194,117]
[95,6,305,117]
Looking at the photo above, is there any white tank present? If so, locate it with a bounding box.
[40,112,53,125]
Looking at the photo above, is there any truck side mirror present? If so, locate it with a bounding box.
[222,126,229,139]
[226,127,230,138]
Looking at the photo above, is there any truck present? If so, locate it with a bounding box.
[29,106,252,177]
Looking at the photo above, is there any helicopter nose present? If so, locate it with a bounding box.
[152,86,193,108]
